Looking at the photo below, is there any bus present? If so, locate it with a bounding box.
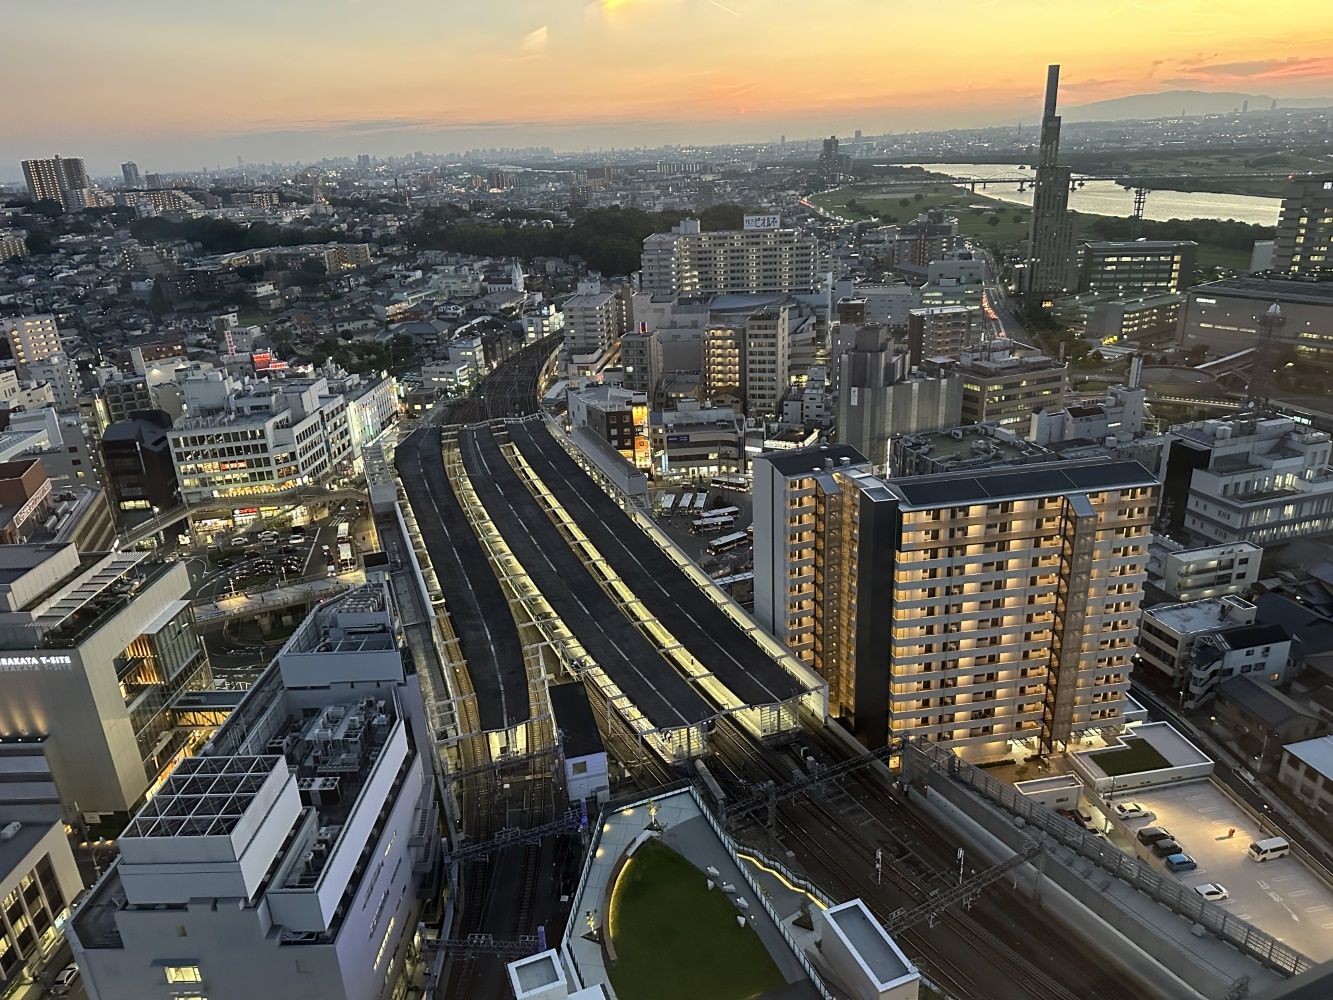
[707,532,749,555]
[336,522,351,542]
[337,541,356,570]
[691,516,735,535]
[659,494,677,517]
[677,492,696,516]
[690,493,708,512]
[703,505,740,520]
[711,475,749,493]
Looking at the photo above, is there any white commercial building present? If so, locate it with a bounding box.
[1146,536,1262,602]
[68,582,439,1000]
[1137,595,1291,707]
[168,373,354,503]
[640,219,819,297]
[1161,416,1333,545]
[0,545,209,818]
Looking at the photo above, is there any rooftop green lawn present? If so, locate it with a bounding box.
[607,839,786,1000]
[1090,737,1172,776]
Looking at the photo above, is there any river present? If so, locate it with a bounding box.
[894,162,1280,226]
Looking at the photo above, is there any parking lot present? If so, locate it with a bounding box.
[1117,783,1333,961]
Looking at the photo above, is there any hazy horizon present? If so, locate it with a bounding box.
[3,0,1330,179]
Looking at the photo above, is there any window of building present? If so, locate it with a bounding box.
[572,761,588,775]
[165,965,203,983]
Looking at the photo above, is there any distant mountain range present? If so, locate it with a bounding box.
[1064,90,1333,122]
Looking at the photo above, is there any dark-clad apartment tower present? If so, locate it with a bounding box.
[1025,66,1076,306]
[1273,172,1333,277]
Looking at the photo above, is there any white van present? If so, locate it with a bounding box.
[1247,837,1290,862]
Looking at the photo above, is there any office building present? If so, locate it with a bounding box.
[167,373,353,504]
[837,326,961,471]
[919,253,986,314]
[1054,290,1184,346]
[1,316,63,370]
[69,583,438,1000]
[1277,735,1333,815]
[640,219,819,297]
[907,307,975,364]
[754,446,1156,753]
[101,413,182,513]
[0,746,84,996]
[93,372,156,431]
[0,545,210,818]
[567,384,650,468]
[945,343,1067,434]
[1028,382,1147,446]
[1137,595,1289,707]
[1025,66,1076,304]
[889,423,1058,478]
[20,156,88,210]
[1273,173,1333,277]
[1146,536,1261,602]
[831,280,920,327]
[619,326,662,397]
[1179,276,1333,363]
[648,403,744,479]
[1159,415,1333,545]
[120,162,141,188]
[1077,240,1196,295]
[562,284,627,376]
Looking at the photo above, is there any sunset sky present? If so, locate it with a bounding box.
[5,0,1331,175]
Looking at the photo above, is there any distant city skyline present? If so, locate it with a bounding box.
[2,0,1330,177]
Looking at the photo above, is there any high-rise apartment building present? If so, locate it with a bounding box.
[0,545,210,818]
[561,283,628,375]
[907,306,976,364]
[1273,173,1333,276]
[640,219,820,297]
[701,305,792,418]
[619,326,662,397]
[1077,240,1197,294]
[21,156,89,210]
[1025,66,1076,304]
[69,582,438,1000]
[742,305,791,418]
[1,315,63,369]
[754,446,1157,754]
[121,161,141,188]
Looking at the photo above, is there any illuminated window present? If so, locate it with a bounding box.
[165,966,203,983]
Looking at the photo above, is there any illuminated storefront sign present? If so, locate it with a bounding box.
[0,655,74,670]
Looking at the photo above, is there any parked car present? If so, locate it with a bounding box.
[230,535,247,547]
[1248,837,1291,862]
[1073,808,1097,830]
[1136,826,1173,846]
[1152,838,1184,858]
[1165,854,1197,873]
[1114,801,1148,821]
[1193,883,1229,901]
[54,964,80,993]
